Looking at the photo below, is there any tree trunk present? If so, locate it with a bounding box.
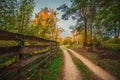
[83,7,87,48]
[89,6,93,47]
[114,25,117,39]
[84,22,87,48]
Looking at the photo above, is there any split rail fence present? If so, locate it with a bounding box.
[0,30,59,80]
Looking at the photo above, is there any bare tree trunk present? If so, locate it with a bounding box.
[83,7,87,48]
[114,21,117,39]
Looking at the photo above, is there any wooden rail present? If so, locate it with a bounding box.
[0,30,59,80]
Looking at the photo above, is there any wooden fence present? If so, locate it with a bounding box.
[0,30,59,80]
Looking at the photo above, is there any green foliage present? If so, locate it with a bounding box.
[100,39,120,52]
[105,39,120,44]
[94,0,120,39]
[0,0,18,31]
[0,0,35,34]
[58,0,120,48]
[18,0,35,34]
[101,43,120,53]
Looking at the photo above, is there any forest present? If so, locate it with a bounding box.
[0,0,120,48]
[57,0,120,50]
[0,0,120,80]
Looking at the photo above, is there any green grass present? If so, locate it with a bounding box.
[41,49,63,80]
[100,38,120,53]
[101,43,120,53]
[69,52,96,80]
[73,49,120,79]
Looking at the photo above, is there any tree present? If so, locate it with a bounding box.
[33,7,59,40]
[54,27,64,40]
[18,0,34,34]
[94,0,120,39]
[0,0,18,31]
[0,0,35,34]
[57,0,94,48]
[58,0,120,48]
[63,36,72,46]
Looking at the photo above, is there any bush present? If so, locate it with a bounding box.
[105,38,120,44]
[101,43,120,53]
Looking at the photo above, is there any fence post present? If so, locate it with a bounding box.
[55,42,59,53]
[19,40,24,59]
[50,42,53,54]
[17,36,24,80]
[55,42,57,54]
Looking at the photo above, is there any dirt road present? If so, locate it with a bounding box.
[61,48,82,80]
[68,49,117,80]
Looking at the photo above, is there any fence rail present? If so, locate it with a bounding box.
[0,30,59,80]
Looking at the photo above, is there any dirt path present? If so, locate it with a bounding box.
[61,47,82,80]
[68,49,117,80]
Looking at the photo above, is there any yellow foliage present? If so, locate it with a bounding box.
[32,7,61,40]
[77,30,94,46]
[33,8,59,27]
[71,29,79,43]
[45,33,51,39]
[57,37,64,44]
[6,60,12,66]
[24,42,30,46]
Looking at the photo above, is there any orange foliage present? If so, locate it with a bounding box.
[33,7,59,27]
[57,37,64,44]
[32,7,62,39]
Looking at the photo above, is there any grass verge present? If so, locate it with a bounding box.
[69,51,98,80]
[41,49,63,80]
[73,48,120,79]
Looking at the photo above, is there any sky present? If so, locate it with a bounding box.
[33,0,76,38]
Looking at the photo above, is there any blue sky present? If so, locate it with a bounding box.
[33,0,76,38]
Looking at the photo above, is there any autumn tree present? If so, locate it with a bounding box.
[57,37,64,44]
[54,27,64,40]
[63,36,72,46]
[57,0,120,48]
[33,7,59,40]
[57,0,94,48]
[71,29,79,44]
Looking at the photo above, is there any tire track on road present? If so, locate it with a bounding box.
[61,47,82,80]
